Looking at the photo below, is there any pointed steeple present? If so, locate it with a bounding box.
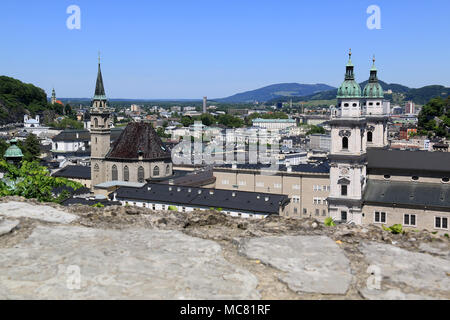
[94,56,106,99]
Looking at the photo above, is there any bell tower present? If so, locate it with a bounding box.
[363,56,388,148]
[328,50,367,225]
[90,55,112,189]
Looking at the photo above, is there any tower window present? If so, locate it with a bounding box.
[166,164,171,175]
[352,103,357,107]
[124,166,129,181]
[367,131,373,142]
[94,164,99,172]
[412,176,419,181]
[112,165,118,181]
[341,185,348,196]
[153,166,160,177]
[94,118,98,128]
[342,137,349,150]
[344,103,349,107]
[138,166,145,183]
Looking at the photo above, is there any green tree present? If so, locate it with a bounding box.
[306,125,326,135]
[19,134,41,161]
[0,160,83,202]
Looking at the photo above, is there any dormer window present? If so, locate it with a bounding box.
[412,176,419,181]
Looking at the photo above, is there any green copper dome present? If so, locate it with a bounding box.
[363,57,384,99]
[337,50,362,99]
[4,139,24,159]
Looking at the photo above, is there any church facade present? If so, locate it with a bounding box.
[328,51,449,231]
[89,61,173,190]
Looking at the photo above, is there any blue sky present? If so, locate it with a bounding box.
[0,0,449,99]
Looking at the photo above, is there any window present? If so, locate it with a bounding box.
[294,208,298,214]
[313,197,322,205]
[322,209,327,216]
[303,208,307,215]
[274,183,281,189]
[123,166,129,181]
[404,214,416,226]
[342,137,349,150]
[442,177,449,183]
[313,185,322,191]
[341,211,347,222]
[94,164,99,172]
[94,118,98,128]
[435,217,448,229]
[315,209,319,216]
[138,166,145,183]
[367,132,373,142]
[111,165,118,181]
[341,185,348,196]
[412,176,419,181]
[153,166,160,177]
[238,181,246,186]
[256,182,264,187]
[222,180,229,185]
[292,184,300,190]
[374,211,386,223]
[384,175,391,180]
[292,196,300,204]
[152,204,156,210]
[166,164,171,175]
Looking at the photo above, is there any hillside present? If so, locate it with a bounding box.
[216,83,335,103]
[269,81,449,106]
[0,76,61,125]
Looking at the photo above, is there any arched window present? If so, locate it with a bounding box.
[367,132,373,142]
[124,166,129,181]
[94,118,98,128]
[166,164,170,175]
[342,137,349,150]
[112,165,118,181]
[94,164,99,172]
[138,166,145,183]
[153,166,160,177]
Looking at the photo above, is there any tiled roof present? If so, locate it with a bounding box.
[52,165,91,179]
[112,183,289,215]
[364,179,450,211]
[106,122,171,161]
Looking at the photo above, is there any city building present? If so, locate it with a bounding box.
[405,101,415,115]
[252,118,296,130]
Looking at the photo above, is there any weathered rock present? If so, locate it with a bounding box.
[0,202,77,224]
[0,219,20,236]
[360,242,450,295]
[238,236,352,295]
[419,242,450,260]
[360,288,438,300]
[0,226,260,300]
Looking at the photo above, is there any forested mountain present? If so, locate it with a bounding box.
[0,76,62,125]
[216,83,335,103]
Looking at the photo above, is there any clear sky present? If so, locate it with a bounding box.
[0,0,449,99]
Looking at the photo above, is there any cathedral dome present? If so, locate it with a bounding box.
[337,50,362,99]
[363,57,384,99]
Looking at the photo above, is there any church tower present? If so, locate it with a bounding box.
[328,50,367,225]
[51,88,57,105]
[363,56,388,148]
[90,57,112,189]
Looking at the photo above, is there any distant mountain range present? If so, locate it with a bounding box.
[215,83,336,103]
[268,81,449,105]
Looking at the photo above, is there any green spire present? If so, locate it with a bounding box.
[337,49,362,98]
[363,55,384,98]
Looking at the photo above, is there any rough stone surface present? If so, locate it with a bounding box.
[360,242,450,295]
[0,219,20,236]
[0,226,259,300]
[0,202,77,224]
[238,236,353,295]
[359,288,437,300]
[419,242,450,260]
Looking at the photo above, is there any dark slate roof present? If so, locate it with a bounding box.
[52,165,91,179]
[364,179,450,211]
[52,130,90,142]
[112,183,289,215]
[106,122,171,161]
[367,149,450,174]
